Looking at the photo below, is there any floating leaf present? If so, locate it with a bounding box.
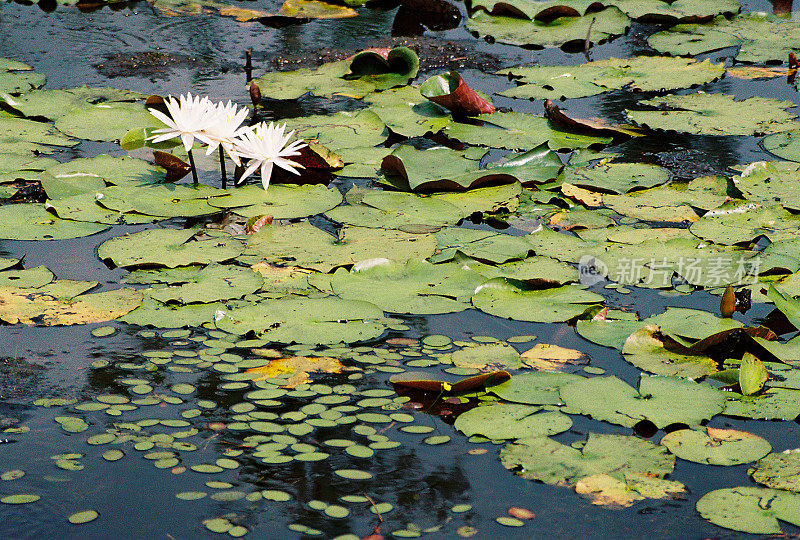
[562,161,669,194]
[466,7,630,49]
[488,371,584,405]
[98,228,244,269]
[661,428,772,466]
[697,487,800,534]
[560,374,725,428]
[0,204,109,241]
[454,403,572,440]
[0,282,142,326]
[649,13,800,64]
[420,71,495,116]
[241,222,437,273]
[520,343,588,371]
[390,370,511,393]
[472,279,604,323]
[126,264,263,304]
[207,184,342,219]
[626,93,797,136]
[750,450,800,492]
[739,353,769,395]
[245,356,345,388]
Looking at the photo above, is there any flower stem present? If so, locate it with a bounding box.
[219,146,227,189]
[188,149,199,185]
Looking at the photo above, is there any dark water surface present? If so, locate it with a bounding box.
[1,0,800,538]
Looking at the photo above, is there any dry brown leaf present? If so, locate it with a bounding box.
[561,183,602,206]
[521,343,589,371]
[245,356,345,388]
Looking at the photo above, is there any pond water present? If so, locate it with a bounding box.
[2,0,800,538]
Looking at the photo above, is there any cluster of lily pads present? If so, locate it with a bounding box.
[4,0,800,534]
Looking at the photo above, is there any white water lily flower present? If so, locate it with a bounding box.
[203,100,250,162]
[231,122,307,191]
[148,92,217,152]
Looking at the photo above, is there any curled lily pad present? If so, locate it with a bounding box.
[347,47,419,91]
[390,370,510,393]
[661,428,772,466]
[419,71,495,116]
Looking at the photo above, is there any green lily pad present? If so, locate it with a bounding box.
[308,259,484,315]
[0,58,45,94]
[649,13,800,64]
[732,161,800,211]
[499,57,724,100]
[0,204,108,240]
[561,374,725,428]
[283,109,388,152]
[762,131,800,162]
[454,403,572,440]
[346,47,420,91]
[621,326,719,378]
[207,184,342,219]
[767,285,800,329]
[563,161,669,194]
[501,433,674,487]
[433,227,532,264]
[121,299,222,328]
[96,183,225,218]
[364,87,451,139]
[98,228,244,269]
[449,343,522,370]
[0,266,54,288]
[56,101,157,142]
[723,388,800,420]
[690,203,800,245]
[661,427,772,465]
[68,509,99,524]
[45,154,167,188]
[241,222,437,273]
[576,318,644,350]
[125,264,263,304]
[2,86,144,121]
[626,93,797,136]
[643,308,743,341]
[251,60,373,101]
[1,494,41,504]
[442,111,611,152]
[750,451,800,492]
[697,487,800,534]
[327,189,464,230]
[0,116,76,150]
[214,295,386,344]
[466,7,630,49]
[488,371,585,405]
[603,177,727,221]
[456,253,576,285]
[472,279,604,323]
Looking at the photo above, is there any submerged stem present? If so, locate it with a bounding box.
[219,146,227,189]
[188,149,199,185]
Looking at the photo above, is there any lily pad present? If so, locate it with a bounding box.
[96,183,226,218]
[732,161,800,211]
[472,279,604,323]
[488,371,585,405]
[560,374,725,428]
[661,427,772,465]
[214,296,387,344]
[99,228,243,269]
[433,227,532,264]
[501,433,674,491]
[697,487,800,534]
[723,387,800,420]
[454,403,572,440]
[327,189,464,230]
[0,58,45,94]
[499,57,724,100]
[125,264,263,304]
[621,326,719,378]
[750,450,800,492]
[563,161,669,194]
[626,93,797,136]
[649,13,800,64]
[0,204,109,240]
[283,110,388,152]
[0,282,142,325]
[690,203,800,245]
[207,184,342,219]
[466,7,630,49]
[241,222,437,273]
[308,259,484,315]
